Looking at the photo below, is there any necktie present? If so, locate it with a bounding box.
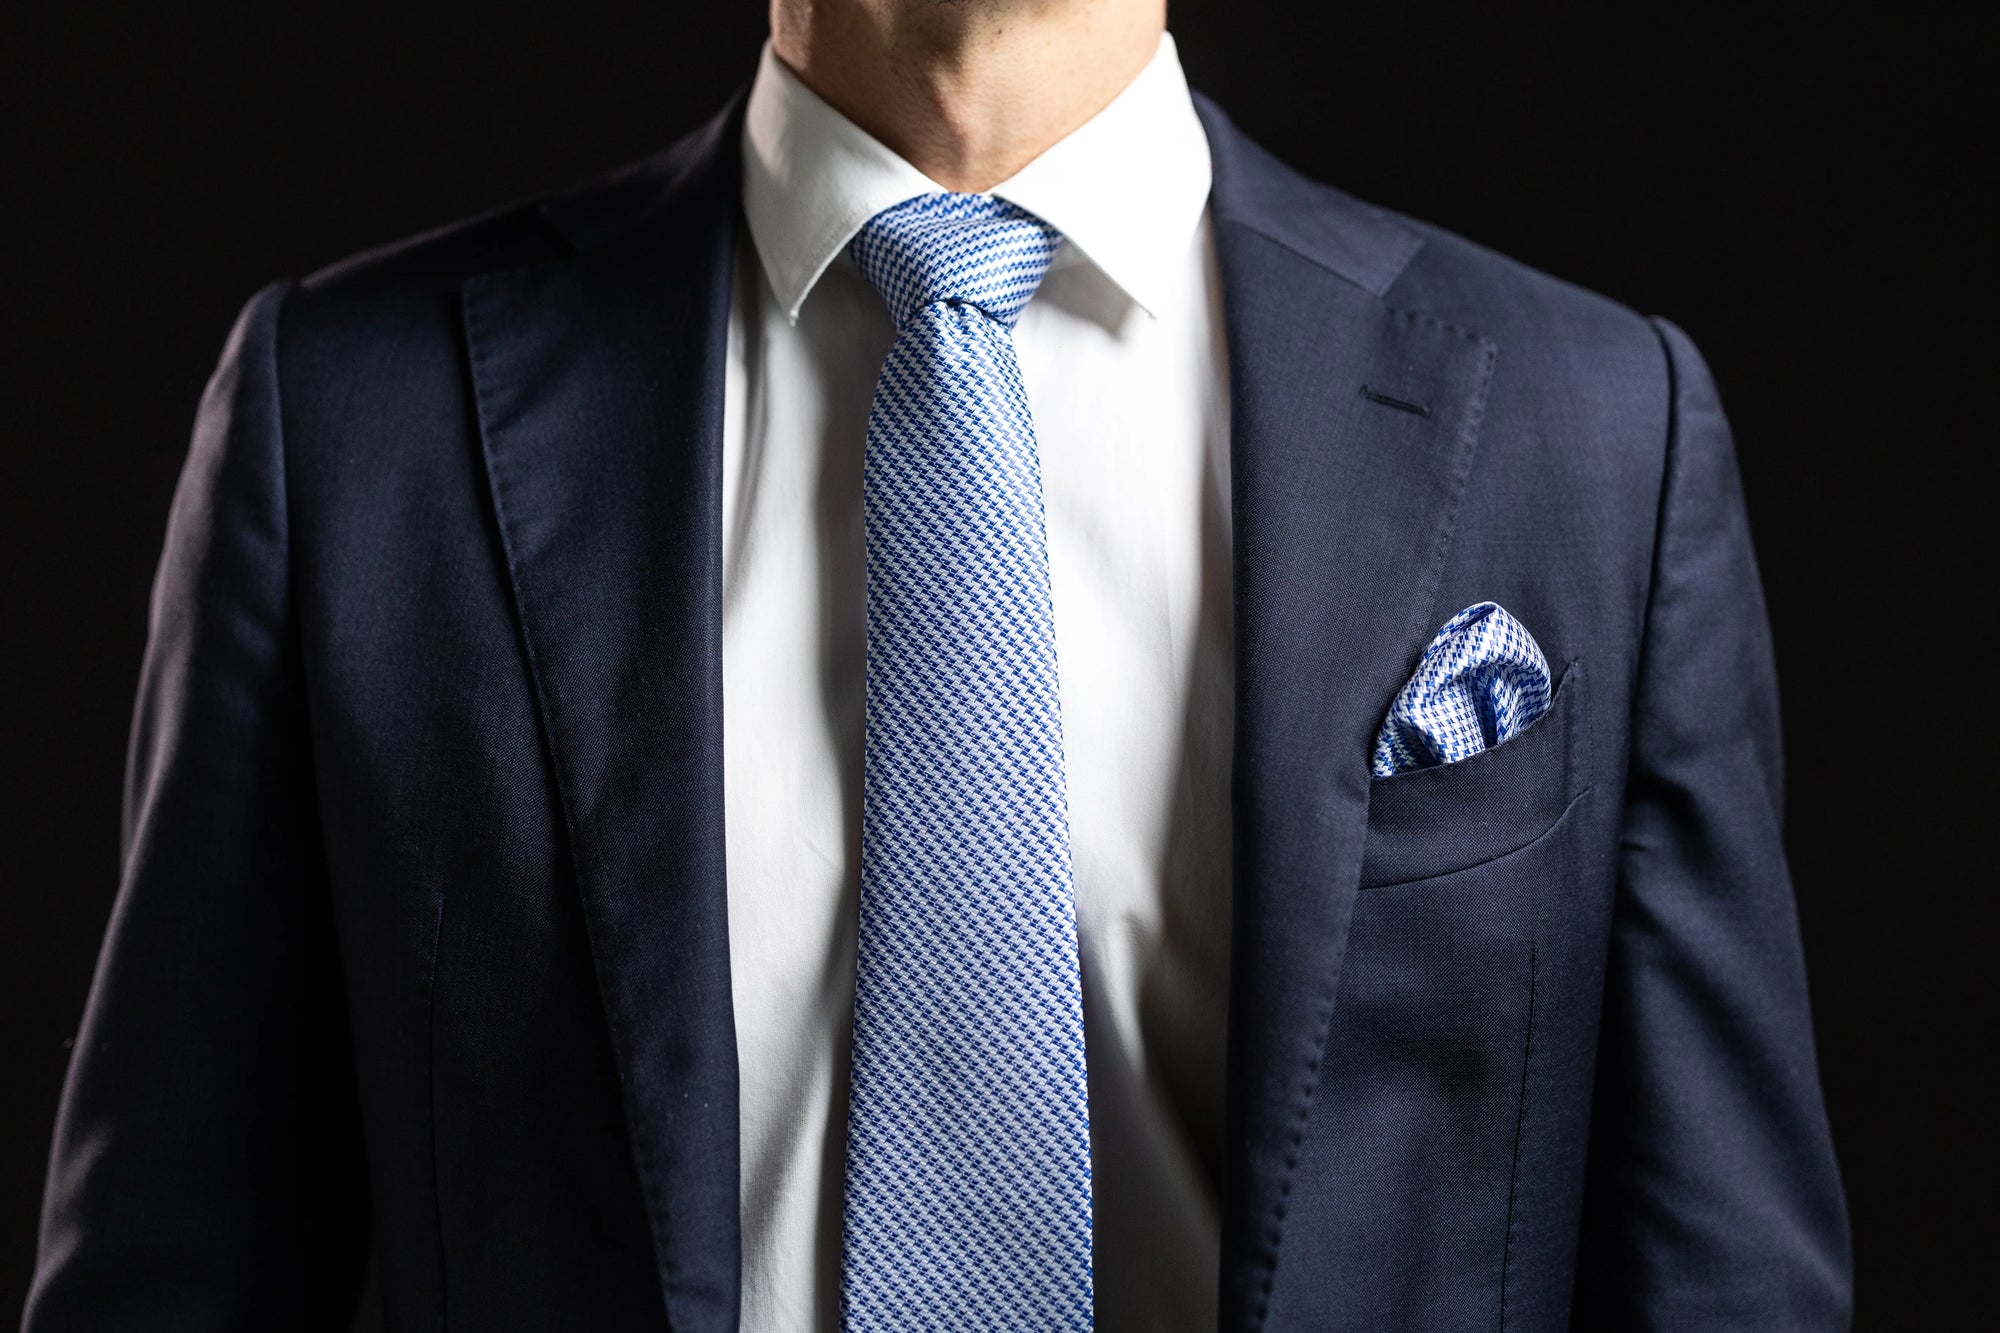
[841,193,1092,1330]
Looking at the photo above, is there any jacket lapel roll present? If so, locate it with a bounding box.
[1195,97,1499,1330]
[461,100,744,1331]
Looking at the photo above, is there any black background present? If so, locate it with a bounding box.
[1,4,1988,1324]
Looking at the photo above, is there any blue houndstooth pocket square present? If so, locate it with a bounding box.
[1373,602,1552,777]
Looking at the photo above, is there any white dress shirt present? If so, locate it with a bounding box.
[723,33,1233,1329]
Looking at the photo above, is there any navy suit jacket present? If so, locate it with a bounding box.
[26,91,1851,1330]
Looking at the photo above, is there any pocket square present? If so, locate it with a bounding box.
[1372,602,1552,777]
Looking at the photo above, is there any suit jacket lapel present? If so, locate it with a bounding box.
[1195,96,1499,1330]
[461,98,744,1331]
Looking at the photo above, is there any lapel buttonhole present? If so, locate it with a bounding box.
[1357,384,1433,418]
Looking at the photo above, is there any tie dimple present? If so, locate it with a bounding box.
[840,193,1092,1331]
[849,192,1064,328]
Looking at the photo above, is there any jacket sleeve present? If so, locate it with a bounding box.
[23,284,372,1329]
[1569,318,1852,1328]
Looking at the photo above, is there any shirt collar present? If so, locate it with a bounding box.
[740,31,1212,324]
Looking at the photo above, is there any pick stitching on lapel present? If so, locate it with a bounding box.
[461,98,746,1331]
[1194,95,1500,1331]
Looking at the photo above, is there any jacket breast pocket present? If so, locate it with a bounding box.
[1358,658,1590,890]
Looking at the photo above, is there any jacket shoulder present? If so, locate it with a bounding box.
[295,197,562,309]
[276,95,741,363]
[1193,92,1665,387]
[1383,211,1664,385]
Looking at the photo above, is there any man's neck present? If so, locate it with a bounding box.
[768,0,1166,193]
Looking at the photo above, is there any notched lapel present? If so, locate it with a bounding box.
[461,99,744,1332]
[1197,97,1499,1331]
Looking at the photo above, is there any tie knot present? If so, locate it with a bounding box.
[849,193,1063,330]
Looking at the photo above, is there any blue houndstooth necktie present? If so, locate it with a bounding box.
[1373,601,1553,776]
[841,193,1092,1330]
